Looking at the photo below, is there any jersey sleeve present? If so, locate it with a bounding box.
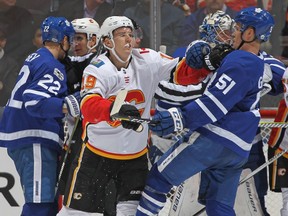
[22,62,66,119]
[80,63,113,123]
[263,54,286,95]
[172,58,211,85]
[182,52,262,131]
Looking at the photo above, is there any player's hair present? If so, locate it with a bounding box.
[72,18,100,41]
[199,10,234,46]
[234,7,274,42]
[41,16,75,44]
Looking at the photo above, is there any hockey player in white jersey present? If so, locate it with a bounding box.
[57,16,181,216]
[136,7,274,216]
[0,16,80,216]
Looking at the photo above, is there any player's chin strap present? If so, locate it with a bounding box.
[236,33,257,50]
[60,43,70,58]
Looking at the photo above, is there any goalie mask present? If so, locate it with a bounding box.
[199,10,235,47]
[234,7,274,42]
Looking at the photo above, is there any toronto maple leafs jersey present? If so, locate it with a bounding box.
[182,50,264,158]
[81,48,179,159]
[0,47,67,152]
[260,50,286,95]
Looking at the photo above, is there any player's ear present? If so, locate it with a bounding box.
[103,37,113,49]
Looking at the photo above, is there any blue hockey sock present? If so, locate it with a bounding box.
[22,202,58,216]
[136,165,173,215]
[206,200,235,216]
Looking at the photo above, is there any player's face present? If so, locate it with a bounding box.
[216,29,232,45]
[32,28,43,49]
[73,33,89,56]
[231,23,242,49]
[113,27,134,58]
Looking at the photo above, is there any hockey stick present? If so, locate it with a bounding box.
[192,147,288,216]
[239,148,288,184]
[110,89,128,117]
[110,89,160,132]
[259,121,288,128]
[56,116,80,195]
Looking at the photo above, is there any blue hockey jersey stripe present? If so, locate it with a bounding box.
[195,100,217,122]
[205,90,228,114]
[203,124,251,151]
[0,129,61,143]
[23,89,51,98]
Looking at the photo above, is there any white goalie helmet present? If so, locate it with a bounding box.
[199,10,235,47]
[99,16,134,40]
[72,18,100,41]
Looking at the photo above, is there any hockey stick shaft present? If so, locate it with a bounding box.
[111,114,160,126]
[193,147,288,216]
[259,121,288,128]
[56,116,80,194]
[239,148,288,184]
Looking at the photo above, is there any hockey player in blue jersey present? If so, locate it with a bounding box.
[136,7,274,216]
[0,17,80,216]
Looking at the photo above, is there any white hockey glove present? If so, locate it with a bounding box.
[260,63,273,97]
[63,91,81,117]
[149,107,185,137]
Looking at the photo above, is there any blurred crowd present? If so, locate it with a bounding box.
[0,0,288,107]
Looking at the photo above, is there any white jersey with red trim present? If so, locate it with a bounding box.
[81,48,179,159]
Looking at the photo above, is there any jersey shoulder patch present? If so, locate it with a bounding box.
[90,59,105,68]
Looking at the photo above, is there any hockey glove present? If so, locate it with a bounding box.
[203,43,234,71]
[112,103,142,131]
[260,63,273,97]
[149,107,185,137]
[185,40,211,69]
[63,91,81,117]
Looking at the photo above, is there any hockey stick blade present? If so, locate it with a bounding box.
[110,89,128,118]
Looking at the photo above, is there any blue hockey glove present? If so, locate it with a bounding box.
[149,108,185,137]
[185,40,211,69]
[64,91,81,117]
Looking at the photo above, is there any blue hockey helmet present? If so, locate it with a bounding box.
[234,7,274,42]
[41,16,75,44]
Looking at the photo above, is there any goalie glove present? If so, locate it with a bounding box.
[185,40,211,69]
[149,107,185,137]
[63,91,81,117]
[203,43,234,71]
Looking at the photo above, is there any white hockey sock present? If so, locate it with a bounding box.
[116,200,139,216]
[57,206,103,216]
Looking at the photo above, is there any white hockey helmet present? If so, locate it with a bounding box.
[72,18,100,41]
[99,16,134,40]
